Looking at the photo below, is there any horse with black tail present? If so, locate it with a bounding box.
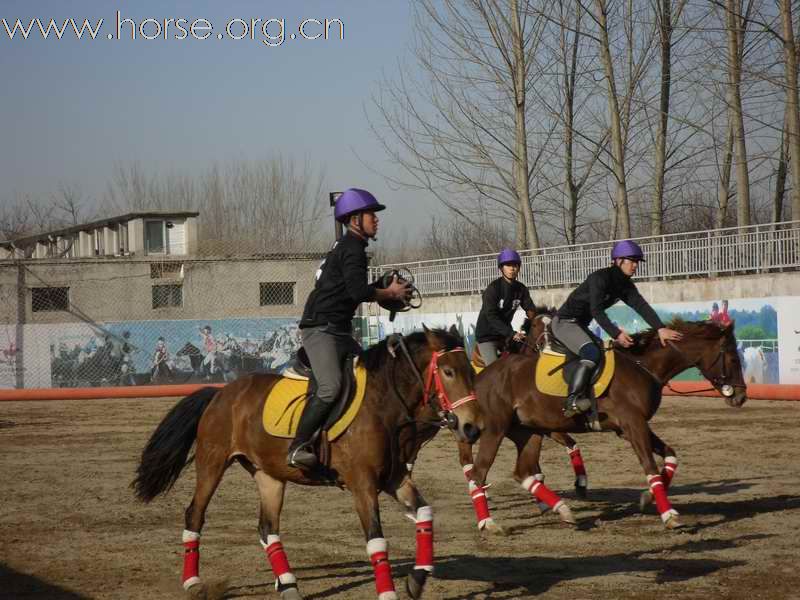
[459,319,746,533]
[132,326,483,600]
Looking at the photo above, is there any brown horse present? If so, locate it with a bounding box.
[459,319,746,532]
[132,326,483,600]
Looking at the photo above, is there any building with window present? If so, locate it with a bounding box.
[0,211,199,260]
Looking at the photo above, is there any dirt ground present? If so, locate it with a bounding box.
[1,395,798,600]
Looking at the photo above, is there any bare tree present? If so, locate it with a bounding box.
[779,0,800,220]
[370,0,552,249]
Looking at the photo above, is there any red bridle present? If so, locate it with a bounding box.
[423,347,477,411]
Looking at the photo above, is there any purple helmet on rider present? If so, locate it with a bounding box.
[497,248,522,268]
[611,239,646,261]
[334,188,386,223]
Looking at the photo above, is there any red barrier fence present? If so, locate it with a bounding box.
[1,381,799,402]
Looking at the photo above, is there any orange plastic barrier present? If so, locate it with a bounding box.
[0,383,225,402]
[1,381,799,402]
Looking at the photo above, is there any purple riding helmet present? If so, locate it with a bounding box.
[334,188,386,223]
[497,248,522,268]
[611,239,646,261]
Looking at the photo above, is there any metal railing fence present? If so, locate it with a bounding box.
[374,221,800,295]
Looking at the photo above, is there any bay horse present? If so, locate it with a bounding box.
[459,319,746,532]
[132,326,483,600]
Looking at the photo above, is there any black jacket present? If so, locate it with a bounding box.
[300,232,377,330]
[556,265,664,339]
[475,277,535,342]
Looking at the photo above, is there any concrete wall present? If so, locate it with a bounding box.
[0,256,321,325]
[416,271,800,314]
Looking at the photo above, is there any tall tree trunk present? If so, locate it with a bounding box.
[774,113,789,223]
[595,0,631,237]
[563,1,581,244]
[652,0,673,236]
[511,0,539,249]
[780,0,800,221]
[726,0,751,226]
[716,121,735,229]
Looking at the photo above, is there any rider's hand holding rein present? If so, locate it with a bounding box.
[615,329,634,348]
[512,331,527,342]
[376,275,412,303]
[657,327,683,346]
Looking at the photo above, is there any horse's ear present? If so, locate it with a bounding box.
[422,324,442,349]
[448,324,461,341]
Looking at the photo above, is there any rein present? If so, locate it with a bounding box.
[616,338,742,396]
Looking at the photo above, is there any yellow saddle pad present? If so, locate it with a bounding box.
[535,348,615,398]
[262,366,368,440]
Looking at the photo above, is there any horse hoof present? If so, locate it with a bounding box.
[479,518,507,536]
[664,514,685,530]
[639,490,653,512]
[575,484,588,500]
[556,503,577,526]
[405,569,428,600]
[280,586,303,600]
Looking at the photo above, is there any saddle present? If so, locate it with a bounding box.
[470,345,486,372]
[263,351,365,442]
[535,324,615,399]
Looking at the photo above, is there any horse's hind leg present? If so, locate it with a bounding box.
[639,431,678,512]
[182,442,229,592]
[621,421,682,529]
[510,428,575,526]
[549,432,588,498]
[392,477,432,600]
[252,469,301,600]
[352,478,398,600]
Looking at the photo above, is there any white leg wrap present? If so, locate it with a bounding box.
[660,508,680,523]
[416,506,433,523]
[462,463,474,475]
[183,577,201,590]
[367,537,388,556]
[182,529,200,542]
[576,475,588,487]
[378,593,398,600]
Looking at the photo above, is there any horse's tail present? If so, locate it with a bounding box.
[132,386,218,503]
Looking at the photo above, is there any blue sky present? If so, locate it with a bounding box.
[1,1,431,239]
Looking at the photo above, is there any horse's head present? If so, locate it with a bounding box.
[675,320,748,407]
[420,324,483,444]
[509,305,555,355]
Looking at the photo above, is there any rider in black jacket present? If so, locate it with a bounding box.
[287,189,411,469]
[475,249,536,365]
[553,240,683,417]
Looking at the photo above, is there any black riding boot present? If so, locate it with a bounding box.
[286,396,332,469]
[563,361,594,417]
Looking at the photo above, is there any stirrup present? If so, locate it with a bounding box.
[563,396,591,418]
[287,445,318,469]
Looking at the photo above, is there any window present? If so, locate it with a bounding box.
[260,282,295,306]
[32,287,69,312]
[145,220,165,254]
[152,284,183,309]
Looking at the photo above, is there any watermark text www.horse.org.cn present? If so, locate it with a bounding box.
[1,12,344,47]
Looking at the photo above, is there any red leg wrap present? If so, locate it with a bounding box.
[415,520,433,571]
[469,481,491,524]
[266,541,291,578]
[661,457,678,490]
[648,475,673,515]
[370,551,395,596]
[182,540,200,584]
[527,479,561,508]
[568,447,587,477]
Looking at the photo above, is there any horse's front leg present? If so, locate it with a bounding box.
[622,421,682,529]
[353,480,397,600]
[392,477,433,600]
[461,430,505,534]
[639,431,678,512]
[510,428,575,525]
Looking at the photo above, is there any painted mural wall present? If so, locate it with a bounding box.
[377,296,800,385]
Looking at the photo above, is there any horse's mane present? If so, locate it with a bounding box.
[625,318,730,355]
[360,329,463,373]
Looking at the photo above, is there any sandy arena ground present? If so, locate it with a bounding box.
[1,395,798,600]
